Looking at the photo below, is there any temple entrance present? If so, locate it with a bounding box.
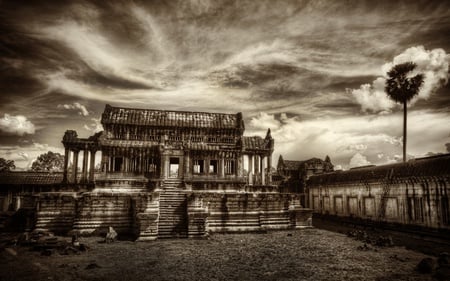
[169,157,180,178]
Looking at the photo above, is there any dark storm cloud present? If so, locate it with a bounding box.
[0,0,449,169]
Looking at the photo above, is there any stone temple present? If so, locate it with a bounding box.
[0,104,311,239]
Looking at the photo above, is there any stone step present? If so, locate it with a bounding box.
[158,189,187,239]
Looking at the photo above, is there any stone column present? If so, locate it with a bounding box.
[267,155,272,184]
[160,154,167,179]
[248,154,253,185]
[63,148,69,183]
[72,150,79,183]
[184,152,190,177]
[248,154,253,174]
[101,152,108,174]
[261,156,266,185]
[111,156,115,172]
[254,155,259,174]
[220,158,225,178]
[89,150,96,183]
[236,153,243,177]
[205,157,210,176]
[140,154,144,173]
[81,149,89,183]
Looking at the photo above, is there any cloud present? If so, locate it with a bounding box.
[352,46,450,113]
[349,153,371,168]
[18,152,29,160]
[340,143,368,153]
[0,142,64,170]
[446,143,450,153]
[57,102,89,116]
[247,110,450,169]
[249,112,282,130]
[83,118,103,133]
[0,114,36,136]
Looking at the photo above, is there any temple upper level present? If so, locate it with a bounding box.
[101,104,244,143]
[61,104,275,188]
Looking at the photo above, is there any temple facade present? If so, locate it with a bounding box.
[61,104,274,189]
[0,105,312,239]
[276,155,334,206]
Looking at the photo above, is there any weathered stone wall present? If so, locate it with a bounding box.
[36,193,77,234]
[73,193,135,235]
[29,177,313,239]
[186,192,312,237]
[309,177,450,230]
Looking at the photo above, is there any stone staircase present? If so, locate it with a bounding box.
[158,180,188,238]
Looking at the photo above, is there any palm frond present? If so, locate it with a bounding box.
[385,62,424,104]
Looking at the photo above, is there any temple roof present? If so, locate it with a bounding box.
[308,153,450,185]
[279,158,325,170]
[282,160,304,170]
[0,172,63,185]
[101,104,243,130]
[242,136,269,151]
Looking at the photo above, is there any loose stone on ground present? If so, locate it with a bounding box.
[0,228,445,281]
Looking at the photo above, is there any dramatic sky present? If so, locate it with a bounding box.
[1,0,450,170]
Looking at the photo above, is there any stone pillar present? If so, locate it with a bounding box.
[248,154,253,174]
[254,155,259,174]
[267,155,272,184]
[102,152,108,174]
[81,149,89,183]
[236,153,243,177]
[139,150,144,174]
[220,158,225,178]
[111,156,115,172]
[63,148,69,183]
[184,152,190,177]
[248,154,253,185]
[205,157,210,176]
[261,156,266,185]
[89,150,96,183]
[160,154,167,179]
[72,150,79,183]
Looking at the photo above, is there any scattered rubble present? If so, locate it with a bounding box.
[1,230,90,257]
[85,262,102,270]
[105,226,118,243]
[414,253,450,280]
[417,257,436,274]
[346,230,394,249]
[389,254,410,262]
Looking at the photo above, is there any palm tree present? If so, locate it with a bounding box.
[385,62,424,162]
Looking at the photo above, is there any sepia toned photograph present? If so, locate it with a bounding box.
[0,1,449,280]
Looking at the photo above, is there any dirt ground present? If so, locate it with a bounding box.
[0,228,442,281]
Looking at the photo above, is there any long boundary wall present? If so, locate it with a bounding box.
[308,154,450,231]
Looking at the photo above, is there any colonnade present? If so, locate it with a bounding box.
[245,153,272,185]
[63,146,98,184]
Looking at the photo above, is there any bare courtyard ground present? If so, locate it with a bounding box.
[0,228,440,281]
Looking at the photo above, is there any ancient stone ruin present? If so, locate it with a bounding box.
[0,104,312,239]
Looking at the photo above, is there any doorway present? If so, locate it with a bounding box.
[169,157,180,178]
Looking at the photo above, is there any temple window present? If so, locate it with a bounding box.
[193,160,204,174]
[225,160,235,175]
[114,157,123,172]
[209,160,218,174]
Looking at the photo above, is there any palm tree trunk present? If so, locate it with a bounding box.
[403,101,407,162]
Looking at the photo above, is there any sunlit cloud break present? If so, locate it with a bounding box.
[0,114,36,136]
[351,46,450,113]
[57,102,89,116]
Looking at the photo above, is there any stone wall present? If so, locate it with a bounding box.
[309,176,450,229]
[186,192,312,237]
